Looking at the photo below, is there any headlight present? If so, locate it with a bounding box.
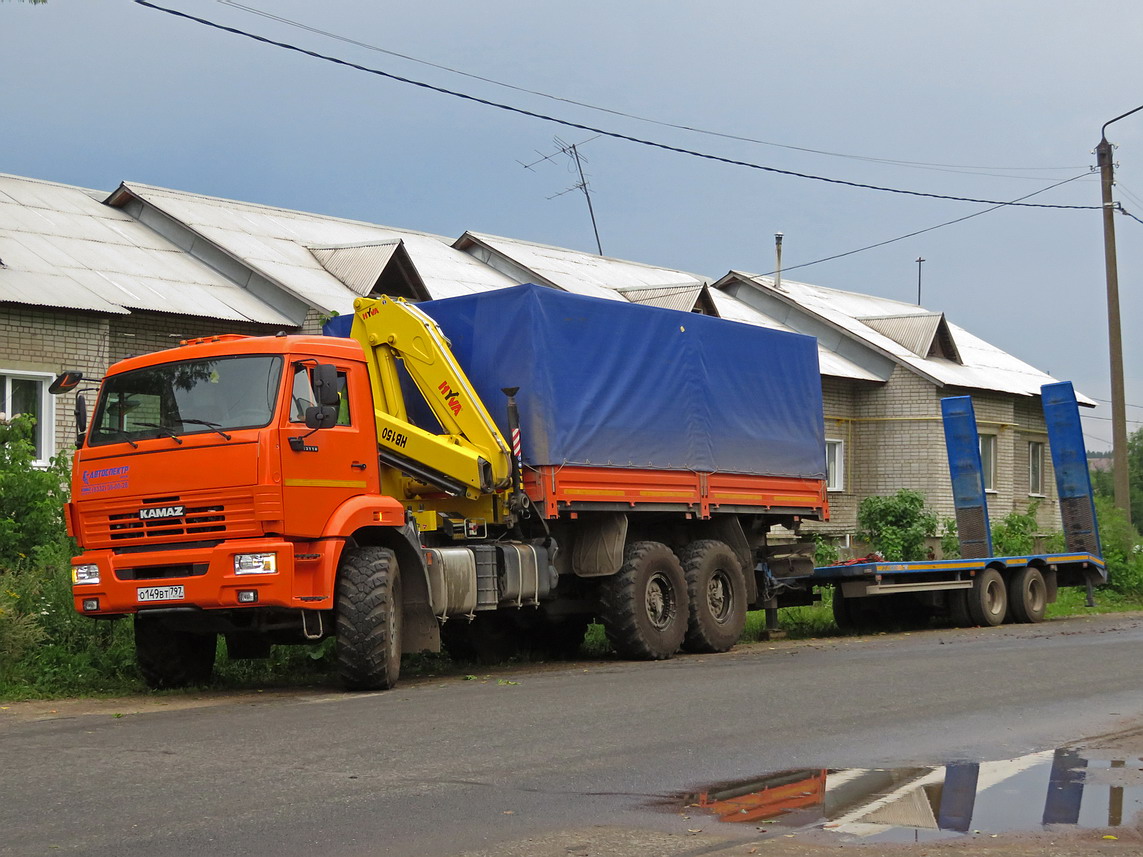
[72,564,101,585]
[234,553,277,574]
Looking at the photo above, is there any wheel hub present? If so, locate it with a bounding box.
[646,572,677,630]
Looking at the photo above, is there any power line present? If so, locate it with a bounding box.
[758,172,1095,277]
[216,0,1084,180]
[137,1,1102,212]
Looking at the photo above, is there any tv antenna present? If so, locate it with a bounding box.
[520,136,604,256]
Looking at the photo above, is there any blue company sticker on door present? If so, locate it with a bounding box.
[80,465,130,495]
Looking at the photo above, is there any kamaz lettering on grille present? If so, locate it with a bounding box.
[139,505,185,521]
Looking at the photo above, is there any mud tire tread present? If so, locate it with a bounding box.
[335,546,402,691]
[599,540,686,661]
[680,539,747,654]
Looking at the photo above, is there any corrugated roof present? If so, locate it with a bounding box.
[725,272,1089,402]
[619,283,705,313]
[0,173,295,325]
[455,232,706,303]
[309,241,401,297]
[860,313,944,357]
[708,290,880,382]
[113,184,518,313]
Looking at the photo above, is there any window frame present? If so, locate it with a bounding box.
[0,369,55,467]
[1028,440,1045,497]
[825,438,845,492]
[980,433,997,493]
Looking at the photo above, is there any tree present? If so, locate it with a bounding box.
[1091,426,1143,526]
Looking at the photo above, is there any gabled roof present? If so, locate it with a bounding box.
[618,283,718,314]
[859,312,961,362]
[454,231,706,303]
[106,183,518,313]
[0,173,294,325]
[308,239,431,301]
[716,271,1090,402]
[709,289,881,382]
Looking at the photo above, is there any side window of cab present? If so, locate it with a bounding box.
[289,364,351,425]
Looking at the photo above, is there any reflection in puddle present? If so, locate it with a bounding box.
[687,749,1143,842]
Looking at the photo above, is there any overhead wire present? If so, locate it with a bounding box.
[216,0,1083,180]
[757,172,1096,277]
[136,1,1101,211]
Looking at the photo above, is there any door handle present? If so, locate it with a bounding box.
[350,461,367,470]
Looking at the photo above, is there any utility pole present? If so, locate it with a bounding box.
[1097,105,1143,523]
[916,256,925,306]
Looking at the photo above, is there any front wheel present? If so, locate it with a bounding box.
[680,540,747,653]
[966,567,1007,627]
[335,546,403,690]
[134,614,216,689]
[599,541,687,660]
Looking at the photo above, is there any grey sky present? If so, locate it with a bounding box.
[4,0,1141,449]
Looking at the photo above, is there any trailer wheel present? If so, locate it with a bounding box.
[335,545,402,690]
[600,541,687,660]
[966,567,1007,627]
[134,614,216,689]
[831,589,884,633]
[680,540,747,653]
[1008,566,1047,624]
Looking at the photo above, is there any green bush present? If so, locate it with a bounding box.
[991,501,1041,556]
[0,416,73,569]
[857,490,937,561]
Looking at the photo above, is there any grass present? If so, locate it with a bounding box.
[3,585,1142,702]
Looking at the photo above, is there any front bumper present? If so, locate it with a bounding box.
[71,539,336,615]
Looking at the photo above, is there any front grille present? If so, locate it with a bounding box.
[79,489,263,549]
[116,563,209,581]
[108,503,226,541]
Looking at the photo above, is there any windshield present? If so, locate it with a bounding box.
[88,355,283,447]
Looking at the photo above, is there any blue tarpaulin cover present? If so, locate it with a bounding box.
[326,284,826,478]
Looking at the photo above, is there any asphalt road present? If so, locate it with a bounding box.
[5,612,1143,857]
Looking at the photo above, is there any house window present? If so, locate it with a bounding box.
[0,370,55,465]
[1029,441,1045,496]
[826,439,844,491]
[980,434,997,492]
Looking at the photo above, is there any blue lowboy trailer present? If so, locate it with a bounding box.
[804,382,1106,629]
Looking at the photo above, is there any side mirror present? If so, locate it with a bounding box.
[75,395,88,446]
[312,364,340,407]
[305,404,338,430]
[49,371,84,395]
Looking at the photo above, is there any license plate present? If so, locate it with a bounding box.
[137,585,184,603]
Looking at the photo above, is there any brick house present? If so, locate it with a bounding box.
[715,271,1090,543]
[1,172,1085,547]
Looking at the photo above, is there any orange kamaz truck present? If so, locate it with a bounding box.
[56,284,828,690]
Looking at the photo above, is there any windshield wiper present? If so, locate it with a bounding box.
[136,422,184,445]
[181,419,233,441]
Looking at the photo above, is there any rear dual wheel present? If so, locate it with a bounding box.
[680,540,747,654]
[966,567,1007,627]
[600,541,687,660]
[1008,566,1047,624]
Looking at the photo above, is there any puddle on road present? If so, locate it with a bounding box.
[684,749,1143,843]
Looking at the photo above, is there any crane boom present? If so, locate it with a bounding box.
[349,295,513,499]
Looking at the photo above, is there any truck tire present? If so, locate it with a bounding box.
[831,589,885,633]
[600,541,687,660]
[1008,566,1047,624]
[680,540,747,653]
[134,614,216,689]
[966,567,1007,627]
[335,545,402,690]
